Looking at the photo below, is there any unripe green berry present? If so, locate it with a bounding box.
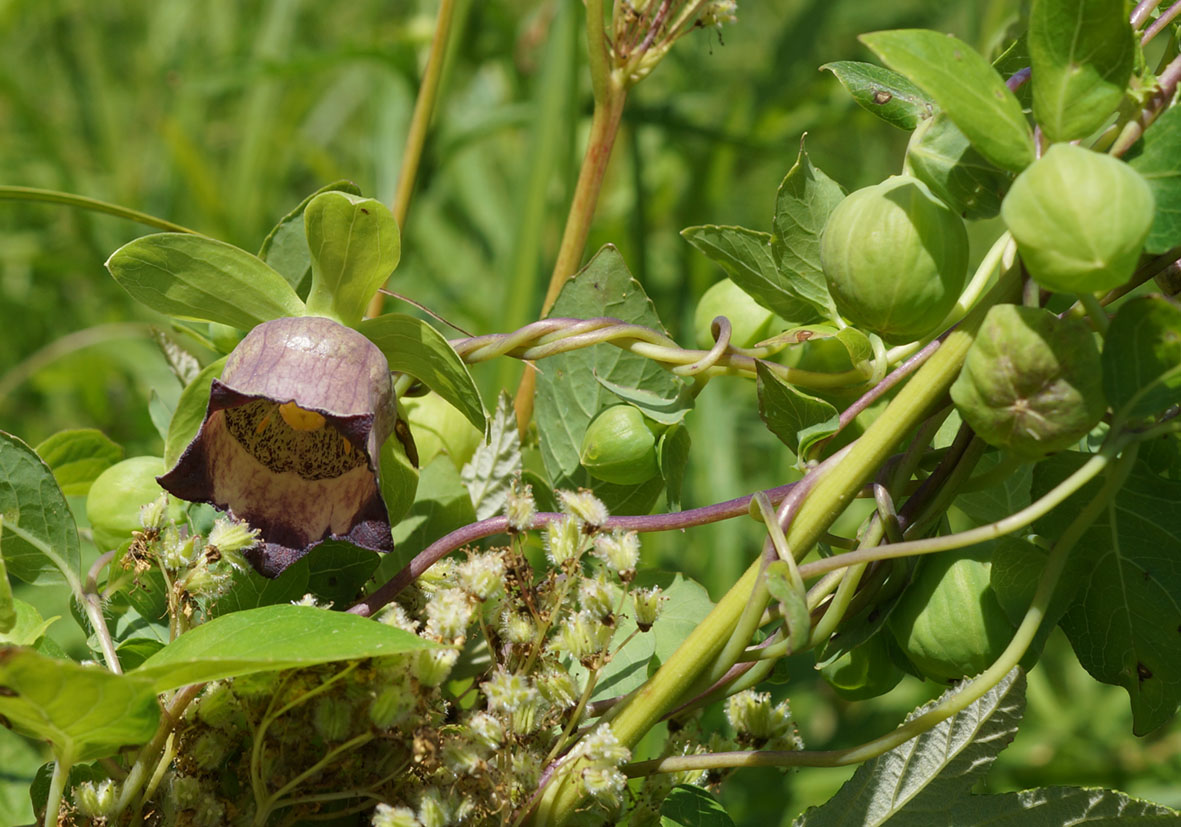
[819,633,904,701]
[1002,143,1154,294]
[86,457,186,550]
[951,304,1106,459]
[820,175,969,344]
[888,548,1014,682]
[579,405,660,485]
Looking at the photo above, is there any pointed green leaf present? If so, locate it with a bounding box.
[661,785,736,826]
[461,394,522,521]
[657,424,691,512]
[105,234,305,328]
[683,225,825,324]
[861,29,1035,172]
[379,431,420,528]
[1126,105,1181,254]
[164,357,227,469]
[1103,296,1181,424]
[756,362,839,456]
[905,112,1012,220]
[0,599,57,647]
[1029,0,1134,142]
[794,669,1026,826]
[132,604,435,692]
[820,61,936,130]
[33,430,124,497]
[304,191,401,326]
[357,314,486,435]
[534,246,683,514]
[771,146,843,322]
[593,376,693,427]
[259,180,363,297]
[0,647,159,762]
[0,433,80,587]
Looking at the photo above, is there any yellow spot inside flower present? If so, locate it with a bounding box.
[341,435,353,454]
[278,401,327,431]
[255,412,273,434]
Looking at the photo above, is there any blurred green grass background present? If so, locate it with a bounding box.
[1,0,1178,823]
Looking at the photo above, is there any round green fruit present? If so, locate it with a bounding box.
[579,405,660,485]
[888,548,1014,683]
[820,175,969,344]
[1001,143,1154,294]
[86,457,185,550]
[951,304,1106,459]
[693,278,781,349]
[403,393,483,471]
[819,633,905,701]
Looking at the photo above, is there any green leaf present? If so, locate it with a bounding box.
[164,358,226,469]
[0,599,57,647]
[660,785,736,827]
[208,557,311,618]
[794,669,1026,826]
[861,29,1035,173]
[303,541,381,606]
[147,390,173,442]
[0,726,41,826]
[304,191,401,326]
[657,424,691,512]
[373,457,478,586]
[0,647,160,762]
[1126,105,1181,254]
[259,180,363,298]
[0,433,81,587]
[33,430,124,497]
[379,431,420,528]
[682,225,825,324]
[1029,0,1134,142]
[105,234,305,328]
[954,454,1032,525]
[1102,296,1181,424]
[756,362,839,456]
[131,604,434,692]
[587,572,714,702]
[534,247,683,514]
[820,61,936,130]
[357,314,486,435]
[905,112,1012,220]
[770,145,844,322]
[461,393,522,521]
[1029,456,1181,734]
[0,551,12,633]
[593,376,693,427]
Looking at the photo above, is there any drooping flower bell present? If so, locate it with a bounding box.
[159,316,396,577]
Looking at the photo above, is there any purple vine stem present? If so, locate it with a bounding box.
[1132,0,1163,28]
[349,481,800,617]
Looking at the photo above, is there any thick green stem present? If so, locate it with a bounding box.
[530,266,1022,825]
[43,750,75,827]
[626,445,1139,778]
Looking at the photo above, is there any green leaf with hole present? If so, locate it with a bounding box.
[0,433,80,587]
[820,61,936,130]
[164,357,226,469]
[33,430,124,497]
[106,234,305,328]
[132,604,435,692]
[1126,105,1181,254]
[358,314,486,435]
[0,647,159,762]
[534,246,682,514]
[259,180,363,298]
[1102,296,1181,424]
[304,191,401,326]
[861,29,1035,173]
[1029,0,1134,142]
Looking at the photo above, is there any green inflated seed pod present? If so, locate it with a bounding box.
[579,405,660,485]
[1001,143,1154,294]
